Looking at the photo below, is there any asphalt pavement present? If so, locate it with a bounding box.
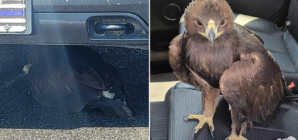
[0,45,149,139]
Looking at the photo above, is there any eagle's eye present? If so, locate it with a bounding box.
[220,19,226,26]
[196,20,203,27]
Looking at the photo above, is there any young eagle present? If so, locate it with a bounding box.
[23,46,135,118]
[169,0,290,139]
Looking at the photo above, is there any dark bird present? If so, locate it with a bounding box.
[23,46,135,118]
[169,0,292,139]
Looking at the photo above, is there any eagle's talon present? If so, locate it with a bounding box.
[193,130,198,139]
[209,126,214,138]
[190,115,214,136]
[187,114,203,121]
[242,128,246,134]
[193,128,197,134]
[184,115,190,121]
[194,127,202,134]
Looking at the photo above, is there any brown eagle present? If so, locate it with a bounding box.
[169,0,291,139]
[23,46,135,118]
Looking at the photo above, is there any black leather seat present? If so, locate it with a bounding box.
[167,2,298,140]
[166,82,298,140]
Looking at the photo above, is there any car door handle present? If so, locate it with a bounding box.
[94,23,134,35]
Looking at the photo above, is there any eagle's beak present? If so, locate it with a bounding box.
[206,20,217,47]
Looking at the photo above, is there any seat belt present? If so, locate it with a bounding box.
[284,0,298,31]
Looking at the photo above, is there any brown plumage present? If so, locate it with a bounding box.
[23,46,135,117]
[169,0,290,139]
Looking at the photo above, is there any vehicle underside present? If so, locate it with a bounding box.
[150,0,298,139]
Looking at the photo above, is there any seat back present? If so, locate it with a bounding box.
[289,0,298,40]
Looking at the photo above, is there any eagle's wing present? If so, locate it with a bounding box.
[234,23,264,45]
[169,33,194,86]
[65,46,124,91]
[66,47,134,117]
[27,46,134,117]
[30,62,90,112]
[65,46,128,103]
[28,47,105,112]
[220,34,284,127]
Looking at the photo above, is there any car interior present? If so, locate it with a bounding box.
[150,0,298,139]
[0,0,149,138]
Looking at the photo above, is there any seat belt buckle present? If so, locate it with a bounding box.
[286,21,291,26]
[284,21,291,32]
[288,81,298,94]
[288,82,295,88]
